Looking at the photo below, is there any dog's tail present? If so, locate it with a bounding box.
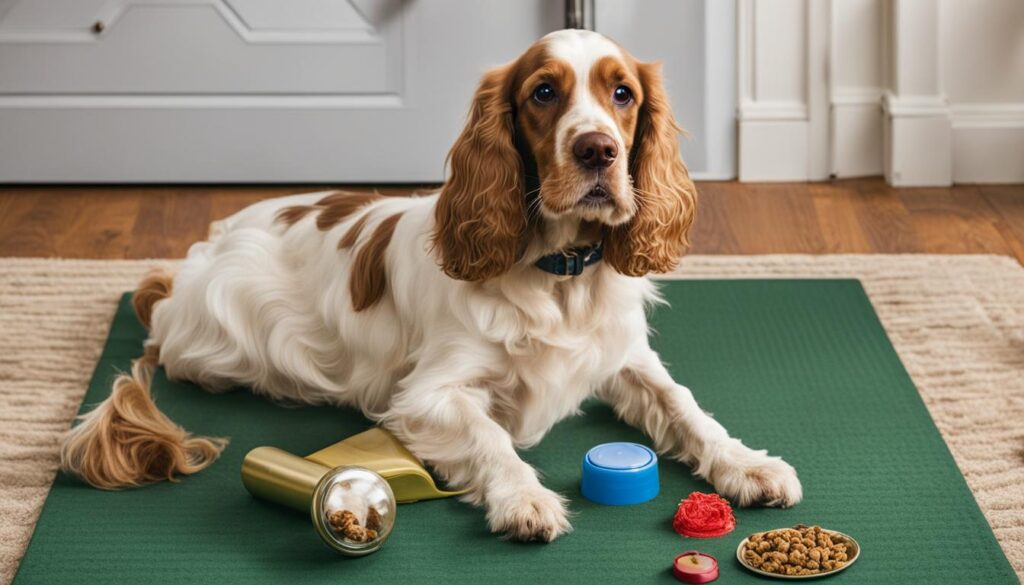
[60,269,228,490]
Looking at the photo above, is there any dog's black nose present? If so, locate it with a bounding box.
[573,132,618,169]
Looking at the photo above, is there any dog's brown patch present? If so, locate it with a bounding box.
[274,191,382,230]
[338,213,372,250]
[588,55,641,151]
[350,212,403,311]
[275,205,318,226]
[316,192,382,230]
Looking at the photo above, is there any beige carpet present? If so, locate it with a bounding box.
[1,255,1022,583]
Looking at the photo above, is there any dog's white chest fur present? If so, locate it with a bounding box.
[464,267,653,447]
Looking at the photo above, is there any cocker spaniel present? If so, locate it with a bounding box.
[62,30,801,542]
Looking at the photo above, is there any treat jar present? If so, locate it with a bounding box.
[242,446,396,556]
[312,466,396,556]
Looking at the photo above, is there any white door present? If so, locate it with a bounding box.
[0,0,562,182]
[0,0,734,182]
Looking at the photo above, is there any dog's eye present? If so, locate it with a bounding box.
[612,86,633,106]
[533,83,556,104]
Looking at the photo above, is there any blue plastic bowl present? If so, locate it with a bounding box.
[580,442,659,506]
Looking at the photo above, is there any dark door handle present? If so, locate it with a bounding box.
[566,0,585,29]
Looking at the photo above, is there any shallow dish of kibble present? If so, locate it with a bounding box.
[736,525,860,579]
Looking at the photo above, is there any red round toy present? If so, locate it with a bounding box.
[672,551,719,583]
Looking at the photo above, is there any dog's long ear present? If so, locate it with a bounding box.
[433,65,526,281]
[605,62,697,276]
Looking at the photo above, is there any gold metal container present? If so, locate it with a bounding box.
[241,427,464,556]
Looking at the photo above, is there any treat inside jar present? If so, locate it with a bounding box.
[327,507,383,542]
[315,467,396,554]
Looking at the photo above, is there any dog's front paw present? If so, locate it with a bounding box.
[486,484,572,542]
[710,443,802,508]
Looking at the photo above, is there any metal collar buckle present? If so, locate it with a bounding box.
[561,249,585,276]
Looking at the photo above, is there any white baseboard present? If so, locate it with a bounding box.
[831,88,884,178]
[832,104,883,178]
[738,119,810,181]
[689,171,736,181]
[882,93,952,187]
[834,95,1022,185]
[950,104,1024,183]
[737,100,810,181]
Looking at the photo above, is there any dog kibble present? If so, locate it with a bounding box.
[327,508,380,543]
[365,506,382,532]
[742,525,849,576]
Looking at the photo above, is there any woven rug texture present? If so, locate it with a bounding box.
[0,255,1021,584]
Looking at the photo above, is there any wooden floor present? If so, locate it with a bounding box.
[1,179,1022,264]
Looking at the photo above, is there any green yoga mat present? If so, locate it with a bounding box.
[15,280,1017,584]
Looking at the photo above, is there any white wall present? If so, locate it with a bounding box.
[943,0,1024,183]
[943,0,1024,104]
[738,0,1024,185]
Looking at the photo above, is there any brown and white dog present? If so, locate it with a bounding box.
[62,30,801,542]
